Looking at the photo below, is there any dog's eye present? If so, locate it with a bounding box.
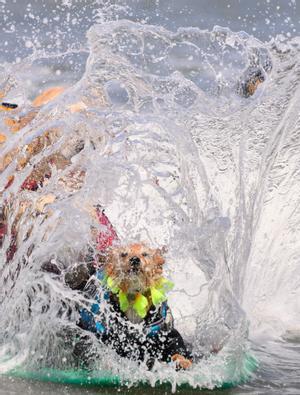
[120,252,128,258]
[142,252,149,257]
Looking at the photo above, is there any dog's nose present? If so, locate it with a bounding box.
[129,256,141,272]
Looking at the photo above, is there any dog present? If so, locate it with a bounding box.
[65,237,193,370]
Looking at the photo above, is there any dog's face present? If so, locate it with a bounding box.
[104,243,165,293]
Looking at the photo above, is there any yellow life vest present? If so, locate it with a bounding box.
[103,275,174,318]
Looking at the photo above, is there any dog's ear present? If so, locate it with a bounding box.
[153,248,166,266]
[99,248,115,276]
[94,248,110,266]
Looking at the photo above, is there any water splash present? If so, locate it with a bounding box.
[0,14,299,390]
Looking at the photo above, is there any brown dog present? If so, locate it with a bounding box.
[66,241,193,370]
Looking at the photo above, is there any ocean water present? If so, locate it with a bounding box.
[0,1,300,394]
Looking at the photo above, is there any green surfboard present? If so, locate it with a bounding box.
[9,367,121,387]
[6,353,258,390]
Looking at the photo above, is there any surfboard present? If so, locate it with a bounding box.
[9,367,121,387]
[7,352,258,389]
